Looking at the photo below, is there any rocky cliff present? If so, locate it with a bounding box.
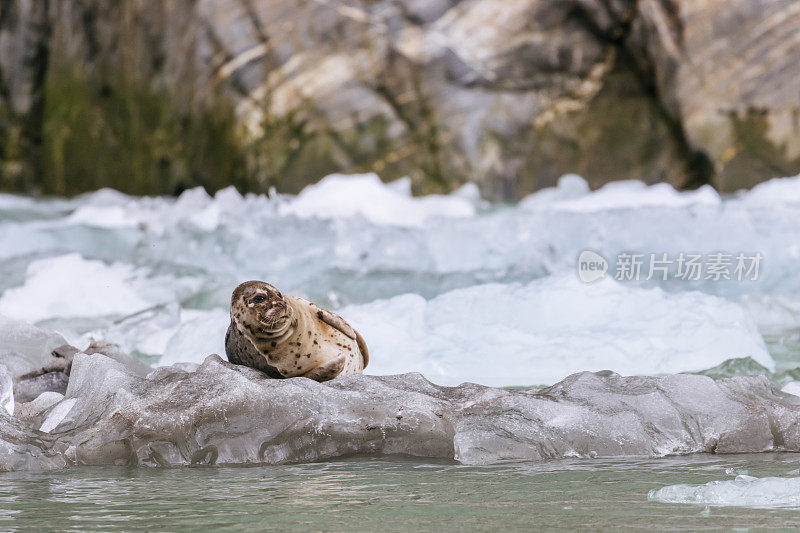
[1,0,798,198]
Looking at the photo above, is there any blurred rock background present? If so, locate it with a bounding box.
[0,0,798,199]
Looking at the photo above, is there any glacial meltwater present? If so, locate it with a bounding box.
[3,173,800,528]
[4,455,800,530]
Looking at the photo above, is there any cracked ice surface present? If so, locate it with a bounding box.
[2,352,800,472]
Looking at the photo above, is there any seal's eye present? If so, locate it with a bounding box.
[251,295,267,303]
[276,292,282,298]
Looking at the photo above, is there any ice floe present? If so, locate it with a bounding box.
[649,474,800,509]
[2,350,800,471]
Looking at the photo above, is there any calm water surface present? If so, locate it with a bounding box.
[2,454,800,531]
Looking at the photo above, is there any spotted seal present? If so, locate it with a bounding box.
[225,281,369,382]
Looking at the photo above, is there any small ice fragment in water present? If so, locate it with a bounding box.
[649,475,800,509]
[0,364,14,415]
[39,398,77,433]
[725,467,748,476]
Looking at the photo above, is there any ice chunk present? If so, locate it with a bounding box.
[279,173,476,226]
[0,254,150,323]
[65,205,140,229]
[77,303,182,359]
[341,275,772,386]
[6,356,799,470]
[159,309,228,366]
[649,475,800,509]
[14,391,64,424]
[518,174,590,208]
[0,364,13,415]
[0,408,67,472]
[737,173,800,206]
[0,314,68,376]
[39,398,78,433]
[84,341,153,377]
[520,177,721,211]
[540,180,721,212]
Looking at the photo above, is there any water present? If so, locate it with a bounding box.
[3,455,800,531]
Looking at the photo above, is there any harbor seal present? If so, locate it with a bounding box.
[225,281,369,382]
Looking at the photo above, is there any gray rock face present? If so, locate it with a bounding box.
[3,351,800,472]
[2,0,798,197]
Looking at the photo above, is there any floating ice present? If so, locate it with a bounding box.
[0,254,150,323]
[2,351,800,471]
[0,314,68,376]
[159,308,229,366]
[736,173,800,206]
[342,274,772,386]
[0,254,201,326]
[520,176,721,212]
[278,173,477,226]
[649,474,800,509]
[518,174,590,209]
[2,172,800,389]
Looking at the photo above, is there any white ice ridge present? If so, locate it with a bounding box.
[2,352,800,471]
[520,175,721,212]
[0,254,150,323]
[649,475,800,509]
[278,173,479,226]
[342,274,772,386]
[0,254,200,324]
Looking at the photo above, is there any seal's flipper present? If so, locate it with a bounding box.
[301,355,345,382]
[303,299,369,368]
[355,329,369,368]
[306,301,357,339]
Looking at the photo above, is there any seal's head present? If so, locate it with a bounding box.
[231,281,293,336]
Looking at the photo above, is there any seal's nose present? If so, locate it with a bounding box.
[277,301,287,309]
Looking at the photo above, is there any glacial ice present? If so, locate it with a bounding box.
[0,315,68,376]
[2,350,800,472]
[39,398,77,433]
[59,273,772,387]
[2,172,800,387]
[521,177,721,212]
[0,254,151,323]
[649,475,800,509]
[344,274,772,386]
[735,173,800,206]
[277,173,479,226]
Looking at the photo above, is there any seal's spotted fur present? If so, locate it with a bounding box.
[225,281,368,382]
